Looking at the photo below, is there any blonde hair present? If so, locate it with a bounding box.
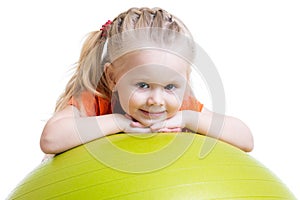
[55,7,193,112]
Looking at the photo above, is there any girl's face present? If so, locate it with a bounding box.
[111,50,189,126]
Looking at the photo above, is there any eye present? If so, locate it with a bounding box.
[164,84,176,91]
[136,82,149,89]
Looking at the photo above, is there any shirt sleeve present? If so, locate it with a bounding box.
[180,95,203,112]
[68,91,99,116]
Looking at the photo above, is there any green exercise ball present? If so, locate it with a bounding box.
[8,133,296,199]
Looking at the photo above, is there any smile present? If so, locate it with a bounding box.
[139,109,166,118]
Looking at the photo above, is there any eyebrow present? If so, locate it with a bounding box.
[132,76,186,85]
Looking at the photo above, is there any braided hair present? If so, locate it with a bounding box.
[55,7,192,112]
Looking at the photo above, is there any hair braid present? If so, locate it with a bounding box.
[55,7,192,112]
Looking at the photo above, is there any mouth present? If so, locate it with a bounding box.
[139,109,166,118]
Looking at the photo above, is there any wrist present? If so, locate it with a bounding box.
[182,110,200,132]
[96,114,125,135]
[113,114,126,132]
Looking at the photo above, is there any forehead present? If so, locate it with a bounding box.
[112,49,190,77]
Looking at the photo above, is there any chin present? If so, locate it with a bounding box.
[137,118,165,127]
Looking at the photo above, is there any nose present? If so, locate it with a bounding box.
[147,87,164,106]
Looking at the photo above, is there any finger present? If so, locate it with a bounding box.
[157,128,171,132]
[125,127,152,133]
[130,121,147,128]
[150,121,165,131]
[125,114,133,120]
[169,127,182,132]
[157,127,182,132]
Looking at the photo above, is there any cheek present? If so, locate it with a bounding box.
[166,95,182,111]
[128,91,146,108]
[116,85,132,113]
[118,89,145,113]
[166,87,187,114]
[162,91,181,113]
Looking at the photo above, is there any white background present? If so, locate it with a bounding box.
[1,0,299,199]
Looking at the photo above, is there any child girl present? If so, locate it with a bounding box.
[40,7,253,156]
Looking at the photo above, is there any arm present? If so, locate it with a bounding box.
[187,108,253,152]
[151,108,254,152]
[40,105,150,154]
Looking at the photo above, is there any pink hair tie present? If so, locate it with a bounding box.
[100,20,112,37]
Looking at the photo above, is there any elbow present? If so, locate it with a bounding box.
[40,122,63,154]
[242,135,254,152]
[40,116,80,154]
[227,116,254,152]
[239,123,254,152]
[40,106,80,154]
[40,138,57,155]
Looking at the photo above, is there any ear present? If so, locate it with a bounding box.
[104,63,117,91]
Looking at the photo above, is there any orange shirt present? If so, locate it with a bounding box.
[68,91,203,116]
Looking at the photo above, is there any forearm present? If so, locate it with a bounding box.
[185,110,254,152]
[40,114,122,154]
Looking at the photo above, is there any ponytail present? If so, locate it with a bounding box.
[55,7,192,112]
[55,30,110,112]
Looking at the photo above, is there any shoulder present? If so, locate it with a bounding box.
[68,91,111,116]
[180,95,204,112]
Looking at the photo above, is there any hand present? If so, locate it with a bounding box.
[116,114,152,133]
[150,111,186,133]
